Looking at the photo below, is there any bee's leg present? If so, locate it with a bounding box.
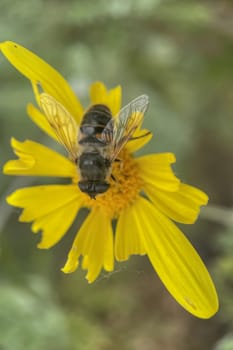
[111,174,117,181]
[129,131,152,141]
[114,158,124,172]
[111,158,124,181]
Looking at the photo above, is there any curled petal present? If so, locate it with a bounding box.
[62,208,114,283]
[3,138,76,178]
[132,197,219,319]
[7,185,82,248]
[0,41,83,122]
[136,153,180,192]
[89,81,121,116]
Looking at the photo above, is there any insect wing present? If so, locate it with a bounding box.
[40,93,79,161]
[101,94,149,161]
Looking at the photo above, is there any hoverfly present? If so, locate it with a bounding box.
[40,92,149,199]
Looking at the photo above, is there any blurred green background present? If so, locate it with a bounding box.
[0,1,233,349]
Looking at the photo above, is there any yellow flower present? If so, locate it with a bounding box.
[1,41,218,318]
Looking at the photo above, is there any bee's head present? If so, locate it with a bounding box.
[78,181,110,199]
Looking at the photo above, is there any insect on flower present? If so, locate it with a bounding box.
[1,41,219,319]
[40,93,150,199]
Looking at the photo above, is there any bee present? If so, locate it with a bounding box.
[40,92,149,199]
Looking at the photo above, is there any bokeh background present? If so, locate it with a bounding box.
[0,1,233,349]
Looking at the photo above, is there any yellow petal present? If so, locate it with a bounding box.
[0,41,83,122]
[34,199,81,249]
[106,85,122,116]
[3,138,76,178]
[7,184,82,248]
[81,255,89,270]
[133,197,219,318]
[7,184,80,221]
[62,208,114,282]
[27,103,59,142]
[126,129,152,154]
[115,203,146,261]
[89,81,122,116]
[90,81,107,105]
[136,153,180,192]
[145,183,209,224]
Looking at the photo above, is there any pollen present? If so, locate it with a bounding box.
[80,149,143,217]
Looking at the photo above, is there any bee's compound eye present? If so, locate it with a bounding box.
[78,182,89,193]
[95,182,110,194]
[78,181,110,198]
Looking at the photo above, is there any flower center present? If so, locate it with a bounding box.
[79,149,143,218]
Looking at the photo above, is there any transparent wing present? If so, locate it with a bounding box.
[40,93,79,162]
[101,94,149,161]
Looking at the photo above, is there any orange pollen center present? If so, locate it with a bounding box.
[79,149,143,218]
